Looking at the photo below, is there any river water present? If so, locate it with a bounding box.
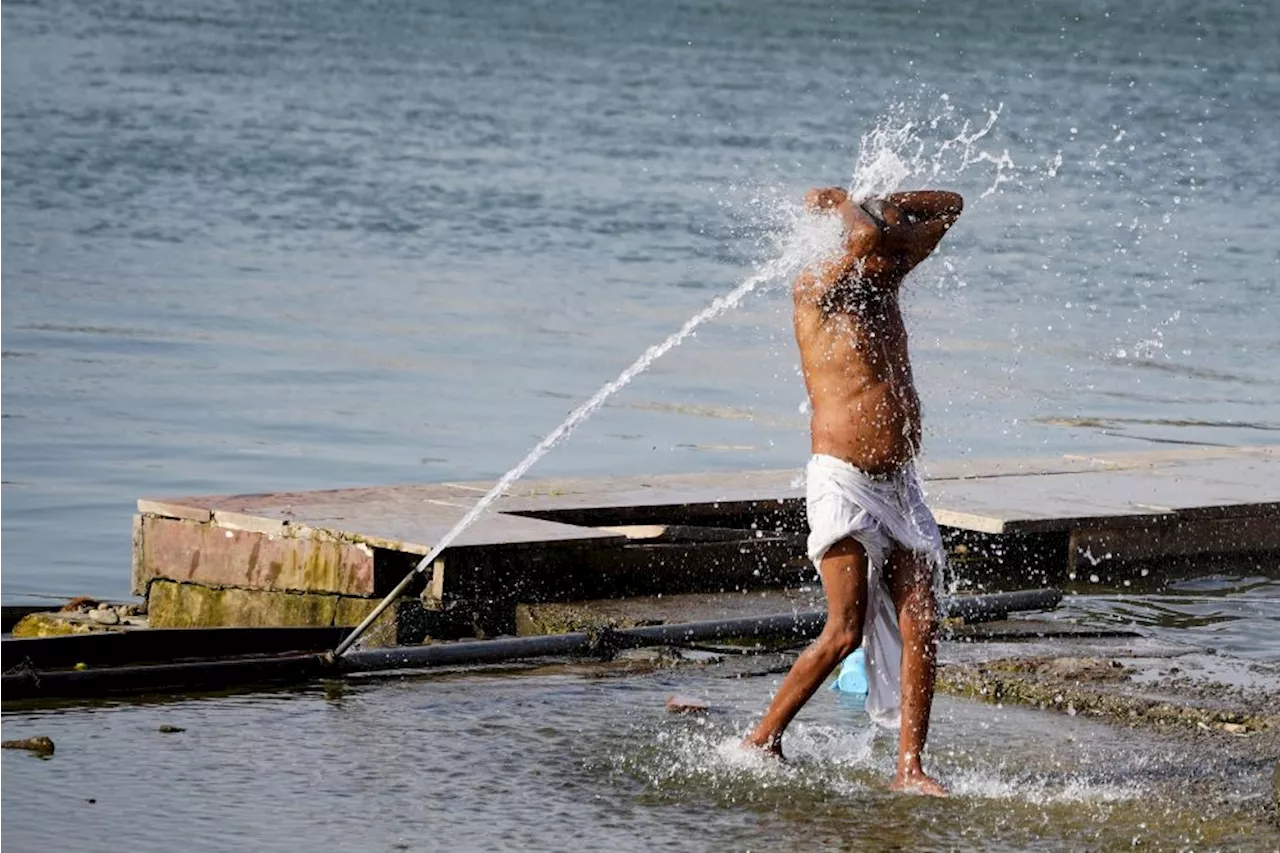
[3,663,1277,852]
[3,3,1278,848]
[4,0,1278,603]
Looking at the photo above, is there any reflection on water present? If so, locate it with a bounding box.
[1059,573,1280,662]
[4,0,1280,601]
[3,667,1275,852]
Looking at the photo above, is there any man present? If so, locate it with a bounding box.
[744,186,964,797]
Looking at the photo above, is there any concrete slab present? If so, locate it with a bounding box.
[132,444,1279,630]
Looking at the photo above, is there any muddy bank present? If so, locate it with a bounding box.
[936,654,1278,734]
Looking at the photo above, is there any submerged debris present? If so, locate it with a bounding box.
[2,736,55,755]
[665,694,710,715]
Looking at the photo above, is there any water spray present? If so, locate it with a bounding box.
[333,214,835,657]
[333,101,1015,658]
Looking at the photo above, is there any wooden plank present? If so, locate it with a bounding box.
[1144,457,1280,504]
[1078,444,1275,468]
[139,483,483,517]
[133,445,1280,560]
[923,454,1126,481]
[137,499,213,523]
[141,487,629,556]
[237,500,626,553]
[597,524,765,542]
[1070,515,1280,569]
[925,473,1167,534]
[211,511,289,537]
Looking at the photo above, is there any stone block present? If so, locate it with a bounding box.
[145,581,416,646]
[133,515,375,596]
[147,581,342,628]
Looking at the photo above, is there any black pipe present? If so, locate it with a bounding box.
[339,589,1063,674]
[3,589,1062,701]
[945,587,1062,622]
[339,632,592,673]
[1,626,351,672]
[620,611,826,646]
[2,653,333,701]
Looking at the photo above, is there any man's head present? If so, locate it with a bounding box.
[860,198,904,229]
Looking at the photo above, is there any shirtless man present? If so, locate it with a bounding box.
[744,186,964,797]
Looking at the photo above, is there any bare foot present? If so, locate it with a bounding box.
[889,770,949,797]
[740,735,785,761]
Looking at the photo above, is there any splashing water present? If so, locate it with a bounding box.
[338,101,1017,654]
[849,99,1014,201]
[612,718,1143,808]
[612,721,879,803]
[336,202,840,653]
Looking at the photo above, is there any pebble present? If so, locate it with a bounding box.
[665,695,710,714]
[87,608,120,625]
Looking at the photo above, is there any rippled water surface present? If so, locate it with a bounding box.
[3,668,1276,852]
[4,0,1278,601]
[1058,572,1280,661]
[4,6,1278,846]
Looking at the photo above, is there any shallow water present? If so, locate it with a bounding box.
[4,0,1280,601]
[1057,573,1280,662]
[4,4,1278,842]
[3,665,1275,852]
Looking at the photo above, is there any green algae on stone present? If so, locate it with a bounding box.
[11,612,99,638]
[937,656,1277,734]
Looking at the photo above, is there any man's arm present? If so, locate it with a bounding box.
[882,191,964,273]
[884,190,964,224]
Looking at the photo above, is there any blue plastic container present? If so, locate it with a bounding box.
[830,647,869,696]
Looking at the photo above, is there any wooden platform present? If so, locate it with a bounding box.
[132,445,1280,631]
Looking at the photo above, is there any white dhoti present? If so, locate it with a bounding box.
[805,454,945,729]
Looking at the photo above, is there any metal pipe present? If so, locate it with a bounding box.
[339,632,592,672]
[332,566,423,658]
[337,589,1063,675]
[945,587,1062,622]
[5,589,1063,700]
[621,611,826,645]
[2,653,332,701]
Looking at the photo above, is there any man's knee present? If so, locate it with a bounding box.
[821,621,863,660]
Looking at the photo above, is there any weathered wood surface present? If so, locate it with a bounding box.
[136,444,1279,590]
[928,446,1279,534]
[138,484,629,556]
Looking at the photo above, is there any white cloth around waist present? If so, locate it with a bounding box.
[804,454,945,728]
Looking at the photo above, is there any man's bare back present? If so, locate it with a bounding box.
[795,187,963,475]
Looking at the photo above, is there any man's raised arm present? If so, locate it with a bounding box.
[882,190,964,273]
[884,190,964,225]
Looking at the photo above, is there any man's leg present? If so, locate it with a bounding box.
[885,547,947,796]
[744,538,868,757]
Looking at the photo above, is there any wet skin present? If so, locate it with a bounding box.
[745,186,963,798]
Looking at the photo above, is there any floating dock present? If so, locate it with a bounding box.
[119,444,1280,639]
